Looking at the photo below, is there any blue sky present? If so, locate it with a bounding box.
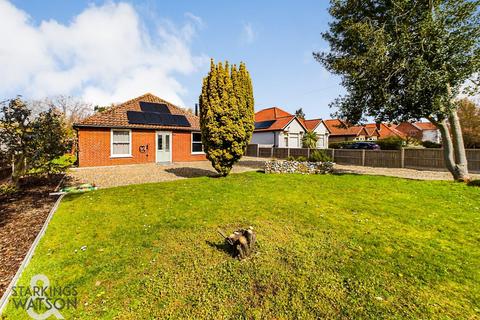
[4,0,342,119]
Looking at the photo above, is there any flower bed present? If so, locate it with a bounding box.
[264,160,334,174]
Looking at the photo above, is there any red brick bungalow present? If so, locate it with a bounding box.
[74,93,206,167]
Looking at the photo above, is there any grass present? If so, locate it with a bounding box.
[3,172,480,319]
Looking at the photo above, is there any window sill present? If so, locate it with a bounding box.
[191,152,205,155]
[110,155,133,159]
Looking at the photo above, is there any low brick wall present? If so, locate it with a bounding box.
[264,160,334,175]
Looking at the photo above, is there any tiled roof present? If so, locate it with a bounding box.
[302,119,321,132]
[324,119,366,136]
[254,107,306,132]
[74,93,199,131]
[414,122,437,130]
[365,123,405,139]
[255,115,297,132]
[255,107,292,121]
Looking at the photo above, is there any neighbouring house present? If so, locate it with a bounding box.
[302,119,330,149]
[364,123,406,140]
[251,107,307,148]
[395,122,441,143]
[74,93,206,167]
[324,119,374,143]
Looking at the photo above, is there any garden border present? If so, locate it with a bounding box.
[0,194,65,315]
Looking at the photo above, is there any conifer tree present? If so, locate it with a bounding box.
[199,59,255,176]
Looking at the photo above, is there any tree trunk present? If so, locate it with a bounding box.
[448,109,470,181]
[431,116,470,182]
[11,153,26,188]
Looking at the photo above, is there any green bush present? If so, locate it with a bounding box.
[0,183,18,196]
[422,141,442,148]
[50,154,77,172]
[308,150,332,162]
[376,137,405,150]
[29,154,77,175]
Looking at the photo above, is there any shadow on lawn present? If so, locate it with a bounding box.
[205,240,235,257]
[165,167,220,178]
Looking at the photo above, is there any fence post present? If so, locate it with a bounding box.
[271,147,274,158]
[287,148,290,158]
[361,150,366,166]
[400,148,405,168]
[307,148,310,159]
[256,144,259,158]
[331,149,335,162]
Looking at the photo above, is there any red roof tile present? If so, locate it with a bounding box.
[255,116,298,132]
[302,119,321,132]
[414,122,437,130]
[74,93,199,131]
[324,119,366,136]
[365,123,405,139]
[255,107,292,121]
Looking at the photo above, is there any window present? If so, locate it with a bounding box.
[192,132,203,153]
[111,129,131,157]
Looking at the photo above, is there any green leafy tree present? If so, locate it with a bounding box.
[315,0,480,181]
[295,108,306,120]
[302,131,319,148]
[199,59,255,176]
[0,97,33,187]
[30,108,70,174]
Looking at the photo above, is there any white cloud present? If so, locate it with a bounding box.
[0,0,206,106]
[240,22,256,45]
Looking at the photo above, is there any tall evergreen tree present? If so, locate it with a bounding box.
[295,108,306,120]
[199,59,255,176]
[315,0,480,181]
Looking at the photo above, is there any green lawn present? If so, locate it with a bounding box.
[3,172,480,319]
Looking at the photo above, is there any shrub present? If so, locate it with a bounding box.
[0,183,18,196]
[296,156,308,162]
[376,137,405,150]
[308,150,332,162]
[199,60,254,176]
[302,131,318,148]
[50,154,77,173]
[422,141,442,148]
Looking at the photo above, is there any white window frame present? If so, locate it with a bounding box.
[110,129,132,158]
[191,132,204,154]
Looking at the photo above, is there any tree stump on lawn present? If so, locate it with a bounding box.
[218,227,256,260]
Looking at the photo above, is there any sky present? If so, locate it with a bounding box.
[1,0,343,119]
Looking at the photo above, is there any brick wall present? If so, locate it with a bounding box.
[172,131,206,162]
[77,128,206,167]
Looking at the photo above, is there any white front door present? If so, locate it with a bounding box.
[156,131,172,163]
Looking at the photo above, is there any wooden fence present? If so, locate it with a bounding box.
[245,144,480,173]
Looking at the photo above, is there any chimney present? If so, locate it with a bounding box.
[195,103,199,116]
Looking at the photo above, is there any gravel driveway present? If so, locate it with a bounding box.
[67,157,479,189]
[67,159,264,188]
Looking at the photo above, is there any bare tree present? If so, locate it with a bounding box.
[30,95,93,127]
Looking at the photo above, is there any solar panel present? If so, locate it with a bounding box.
[127,111,190,127]
[127,111,146,124]
[254,120,276,130]
[139,102,171,114]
